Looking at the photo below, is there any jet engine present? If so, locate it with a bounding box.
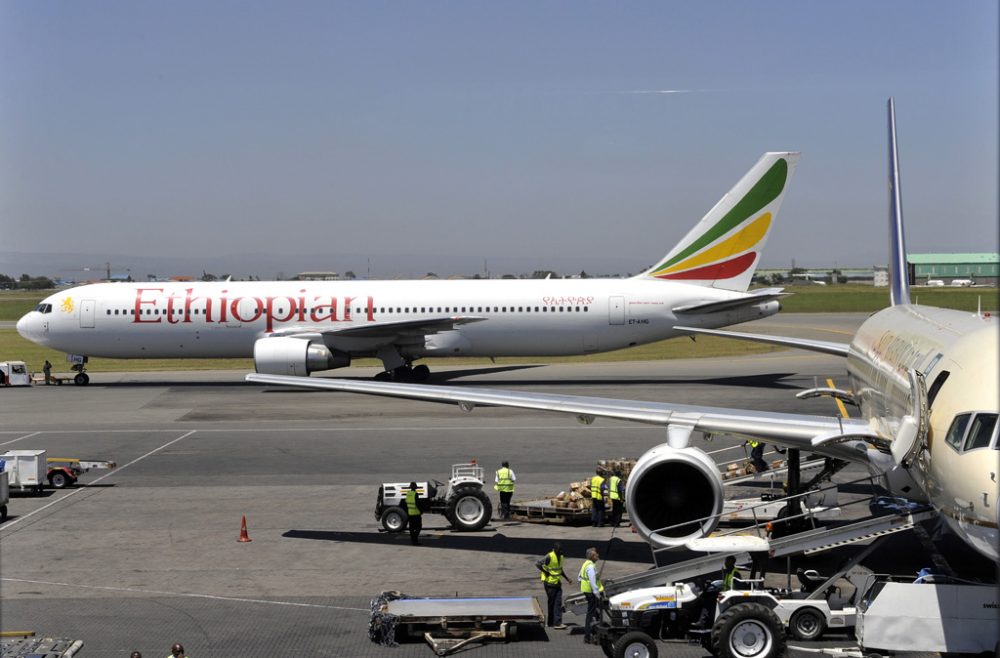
[625,443,725,550]
[253,336,350,376]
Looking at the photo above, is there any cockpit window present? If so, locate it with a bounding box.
[944,414,971,450]
[963,413,998,452]
[34,303,53,314]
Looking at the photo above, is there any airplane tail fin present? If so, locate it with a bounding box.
[887,98,911,306]
[636,152,799,292]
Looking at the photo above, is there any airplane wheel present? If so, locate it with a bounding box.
[374,371,392,382]
[74,373,90,386]
[411,364,430,382]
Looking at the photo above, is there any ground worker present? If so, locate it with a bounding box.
[748,440,768,472]
[590,468,608,527]
[608,472,624,527]
[405,482,423,545]
[535,541,571,629]
[494,460,516,520]
[166,643,188,658]
[695,555,742,628]
[578,546,604,644]
[43,360,52,385]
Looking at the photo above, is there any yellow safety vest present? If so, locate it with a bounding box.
[540,551,563,585]
[405,489,421,517]
[590,475,605,501]
[722,566,739,591]
[495,467,514,493]
[748,440,760,448]
[609,475,621,501]
[578,559,603,593]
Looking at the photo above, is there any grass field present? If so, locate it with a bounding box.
[2,284,995,374]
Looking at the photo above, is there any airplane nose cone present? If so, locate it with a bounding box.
[16,313,38,342]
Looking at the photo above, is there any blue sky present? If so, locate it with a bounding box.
[1,1,996,275]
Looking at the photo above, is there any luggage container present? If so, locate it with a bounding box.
[0,450,47,493]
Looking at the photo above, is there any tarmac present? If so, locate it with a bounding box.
[0,314,973,657]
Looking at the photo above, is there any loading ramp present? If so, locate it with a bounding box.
[564,486,935,610]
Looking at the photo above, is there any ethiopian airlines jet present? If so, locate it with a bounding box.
[247,101,998,564]
[17,152,798,385]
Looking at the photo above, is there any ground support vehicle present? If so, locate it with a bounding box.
[44,457,117,489]
[855,576,998,656]
[0,361,31,386]
[1,450,48,493]
[375,462,493,533]
[0,470,9,522]
[0,450,116,492]
[595,579,788,658]
[369,592,543,656]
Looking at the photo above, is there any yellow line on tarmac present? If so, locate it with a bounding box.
[827,377,849,418]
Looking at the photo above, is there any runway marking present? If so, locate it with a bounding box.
[0,426,667,434]
[0,578,368,613]
[0,431,198,531]
[827,378,850,418]
[0,431,42,447]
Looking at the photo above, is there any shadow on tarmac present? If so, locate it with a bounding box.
[283,528,655,564]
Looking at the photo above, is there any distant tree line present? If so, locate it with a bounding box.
[0,273,55,290]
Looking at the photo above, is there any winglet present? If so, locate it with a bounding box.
[888,98,910,306]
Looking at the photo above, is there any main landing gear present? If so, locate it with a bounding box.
[374,363,430,383]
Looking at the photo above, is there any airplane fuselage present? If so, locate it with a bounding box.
[18,279,779,360]
[847,305,999,559]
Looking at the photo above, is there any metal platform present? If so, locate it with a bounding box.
[383,596,544,656]
[564,505,936,610]
[0,636,83,658]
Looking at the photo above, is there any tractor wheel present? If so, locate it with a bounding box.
[789,607,826,641]
[613,630,658,658]
[49,470,72,489]
[711,602,785,658]
[380,506,408,532]
[445,486,492,531]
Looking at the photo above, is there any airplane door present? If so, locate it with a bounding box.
[80,299,96,328]
[608,296,626,325]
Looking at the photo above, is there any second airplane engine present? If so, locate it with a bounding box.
[253,337,350,376]
[625,444,725,550]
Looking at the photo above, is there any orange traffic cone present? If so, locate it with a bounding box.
[238,515,252,543]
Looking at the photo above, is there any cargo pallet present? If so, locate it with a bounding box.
[508,499,595,525]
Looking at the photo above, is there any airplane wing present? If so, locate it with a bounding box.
[244,373,882,461]
[673,326,850,357]
[671,288,790,315]
[265,316,487,340]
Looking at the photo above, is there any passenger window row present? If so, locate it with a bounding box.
[103,305,591,317]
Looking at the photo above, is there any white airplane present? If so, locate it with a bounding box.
[17,152,799,385]
[246,100,998,562]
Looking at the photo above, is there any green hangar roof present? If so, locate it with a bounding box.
[908,253,998,265]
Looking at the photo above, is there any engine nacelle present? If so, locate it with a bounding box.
[253,336,350,376]
[625,443,725,550]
